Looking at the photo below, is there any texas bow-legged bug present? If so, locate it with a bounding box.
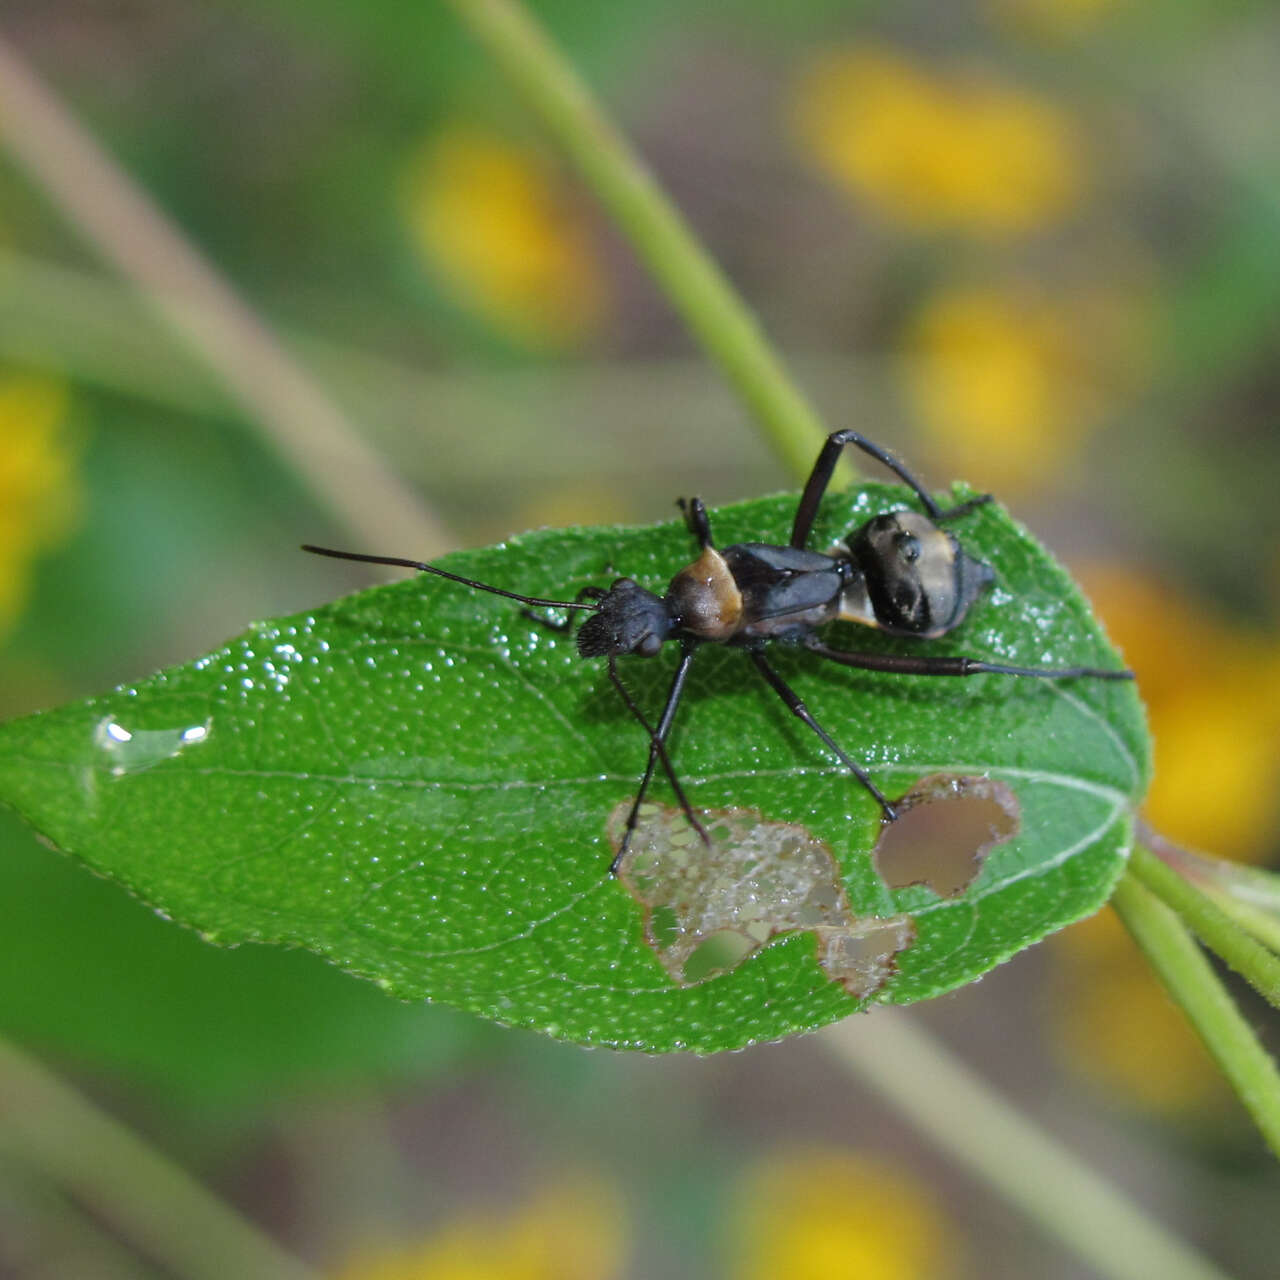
[304,429,1133,873]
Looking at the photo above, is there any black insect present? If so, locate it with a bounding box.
[304,429,1132,872]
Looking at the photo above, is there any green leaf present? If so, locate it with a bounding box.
[0,485,1149,1052]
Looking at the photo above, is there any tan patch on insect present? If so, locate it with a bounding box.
[875,773,1021,898]
[667,545,743,640]
[611,801,915,998]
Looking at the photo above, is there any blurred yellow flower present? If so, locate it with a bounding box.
[1079,565,1280,860]
[1051,565,1280,1112]
[333,1177,625,1280]
[729,1148,955,1280]
[0,370,78,637]
[903,283,1149,493]
[405,124,610,349]
[791,45,1086,234]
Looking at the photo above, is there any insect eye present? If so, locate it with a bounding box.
[895,531,921,563]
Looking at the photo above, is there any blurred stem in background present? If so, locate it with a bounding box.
[824,1013,1235,1280]
[0,1034,319,1280]
[0,31,448,558]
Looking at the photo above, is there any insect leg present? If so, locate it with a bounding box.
[610,642,707,873]
[677,496,715,549]
[748,649,898,821]
[803,636,1134,680]
[606,656,706,850]
[791,429,947,548]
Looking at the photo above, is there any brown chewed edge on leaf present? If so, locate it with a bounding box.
[875,773,1021,898]
[611,801,915,998]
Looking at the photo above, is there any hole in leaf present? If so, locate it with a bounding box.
[875,773,1020,898]
[682,929,757,983]
[611,801,914,997]
[812,917,917,999]
[650,903,680,950]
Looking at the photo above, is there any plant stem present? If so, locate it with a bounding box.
[443,0,830,482]
[1111,873,1280,1161]
[1139,822,1280,956]
[0,1036,320,1280]
[823,1012,1233,1280]
[1128,843,1280,1010]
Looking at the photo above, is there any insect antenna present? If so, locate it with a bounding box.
[301,544,602,613]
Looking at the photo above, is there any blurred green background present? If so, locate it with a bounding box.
[1,1,1278,1276]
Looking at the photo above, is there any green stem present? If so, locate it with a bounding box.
[1128,843,1280,1010]
[1139,822,1280,956]
[1111,873,1280,1161]
[823,1013,1234,1280]
[444,0,829,482]
[0,1036,320,1280]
